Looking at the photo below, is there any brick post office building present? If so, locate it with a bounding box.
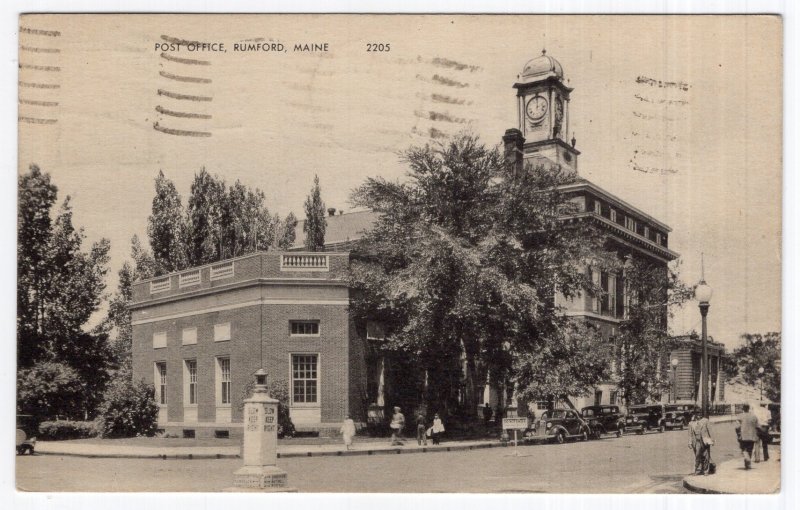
[131,252,367,438]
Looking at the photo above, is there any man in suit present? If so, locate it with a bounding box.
[688,412,712,475]
[737,403,759,469]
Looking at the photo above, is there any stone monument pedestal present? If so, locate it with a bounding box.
[232,465,290,490]
[226,369,295,492]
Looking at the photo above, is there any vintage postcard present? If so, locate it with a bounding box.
[15,14,782,494]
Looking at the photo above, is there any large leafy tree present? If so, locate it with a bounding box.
[349,133,613,416]
[186,168,226,266]
[615,259,694,405]
[303,174,326,251]
[148,170,188,273]
[17,165,113,418]
[726,332,781,402]
[103,235,157,372]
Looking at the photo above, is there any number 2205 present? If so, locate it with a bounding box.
[366,43,390,52]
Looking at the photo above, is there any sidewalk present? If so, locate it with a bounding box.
[34,437,506,460]
[32,414,740,460]
[683,452,781,494]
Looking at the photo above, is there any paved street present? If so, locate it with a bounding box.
[17,422,751,493]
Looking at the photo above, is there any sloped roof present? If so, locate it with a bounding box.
[293,210,380,248]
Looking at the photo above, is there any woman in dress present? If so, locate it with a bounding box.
[340,414,356,450]
[431,413,445,445]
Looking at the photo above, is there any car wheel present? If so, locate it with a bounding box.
[555,431,566,444]
[659,424,665,433]
[582,430,589,441]
[637,429,644,435]
[616,429,622,438]
[680,423,684,430]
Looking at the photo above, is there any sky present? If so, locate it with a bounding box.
[16,14,782,349]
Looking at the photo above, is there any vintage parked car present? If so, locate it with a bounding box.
[623,404,666,434]
[581,405,624,439]
[16,415,37,455]
[663,404,693,430]
[526,409,590,444]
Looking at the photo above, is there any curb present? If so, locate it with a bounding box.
[35,440,509,460]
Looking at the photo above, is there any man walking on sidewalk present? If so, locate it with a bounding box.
[737,403,759,470]
[688,412,712,475]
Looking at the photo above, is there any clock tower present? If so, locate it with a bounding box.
[512,50,579,172]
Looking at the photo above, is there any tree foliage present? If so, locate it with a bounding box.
[17,362,86,420]
[148,170,188,273]
[303,174,326,251]
[17,165,112,419]
[349,133,614,415]
[726,332,781,402]
[97,377,159,438]
[615,259,694,405]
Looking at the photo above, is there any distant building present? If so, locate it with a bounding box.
[667,335,726,405]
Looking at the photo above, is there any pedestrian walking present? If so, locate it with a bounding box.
[416,412,428,446]
[389,406,405,446]
[340,414,356,450]
[688,412,713,475]
[753,401,771,462]
[736,403,759,470]
[431,413,445,445]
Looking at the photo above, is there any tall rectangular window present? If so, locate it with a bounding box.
[217,357,231,405]
[155,362,167,405]
[185,359,197,405]
[593,199,602,214]
[600,271,610,313]
[292,354,318,404]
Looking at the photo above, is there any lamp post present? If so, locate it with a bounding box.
[671,358,679,403]
[695,274,713,419]
[758,366,765,401]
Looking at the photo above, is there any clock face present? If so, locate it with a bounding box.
[526,96,548,122]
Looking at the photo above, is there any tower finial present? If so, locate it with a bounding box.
[542,48,547,56]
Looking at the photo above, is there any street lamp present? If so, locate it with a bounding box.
[671,358,679,403]
[758,366,765,401]
[695,271,713,419]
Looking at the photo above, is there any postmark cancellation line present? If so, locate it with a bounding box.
[155,105,212,119]
[157,89,213,102]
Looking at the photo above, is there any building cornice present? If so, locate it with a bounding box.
[130,277,348,310]
[558,181,672,233]
[563,212,679,262]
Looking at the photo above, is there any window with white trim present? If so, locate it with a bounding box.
[292,354,318,404]
[610,208,617,222]
[214,323,231,342]
[184,359,197,405]
[154,362,167,405]
[643,226,650,239]
[216,357,231,405]
[182,327,197,345]
[290,321,320,336]
[153,331,167,349]
[593,199,602,214]
[625,217,635,230]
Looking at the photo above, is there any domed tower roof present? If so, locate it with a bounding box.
[520,49,564,83]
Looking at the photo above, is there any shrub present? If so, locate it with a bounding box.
[97,377,159,438]
[239,378,296,438]
[17,362,85,421]
[38,420,100,440]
